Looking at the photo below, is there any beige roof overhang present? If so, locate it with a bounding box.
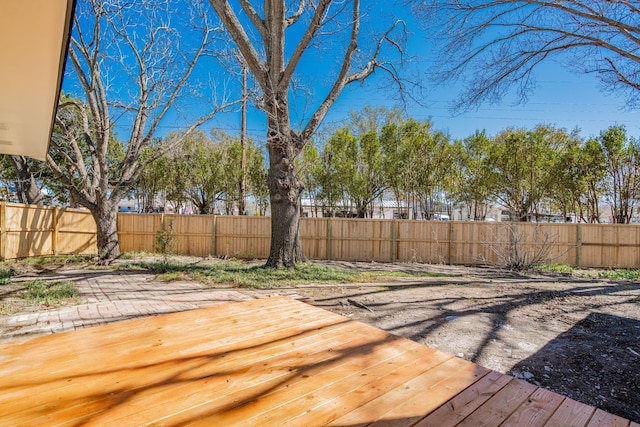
[0,0,75,161]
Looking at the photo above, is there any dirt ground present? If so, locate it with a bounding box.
[1,259,639,422]
[262,261,640,423]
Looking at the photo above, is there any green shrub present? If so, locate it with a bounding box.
[0,267,13,285]
[155,219,177,262]
[535,264,574,274]
[598,269,640,281]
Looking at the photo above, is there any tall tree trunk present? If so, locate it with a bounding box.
[92,203,120,260]
[10,156,42,205]
[265,132,307,268]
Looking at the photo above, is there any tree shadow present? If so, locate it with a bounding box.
[304,278,640,423]
[509,312,640,423]
[0,306,445,425]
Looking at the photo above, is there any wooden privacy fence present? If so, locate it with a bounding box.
[0,202,96,260]
[2,203,640,268]
[117,213,640,269]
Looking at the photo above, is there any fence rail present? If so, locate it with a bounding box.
[0,202,96,260]
[3,203,640,268]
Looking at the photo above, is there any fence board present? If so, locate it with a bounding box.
[300,218,328,260]
[164,214,213,257]
[0,203,95,259]
[329,219,393,262]
[397,220,449,264]
[117,213,162,254]
[3,203,640,268]
[215,216,270,259]
[55,208,97,255]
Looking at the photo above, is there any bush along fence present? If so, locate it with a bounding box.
[3,203,640,268]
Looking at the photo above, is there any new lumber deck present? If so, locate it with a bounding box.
[0,296,635,426]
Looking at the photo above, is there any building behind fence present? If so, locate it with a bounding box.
[2,202,640,268]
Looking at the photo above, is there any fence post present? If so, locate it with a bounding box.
[576,222,582,268]
[326,217,332,260]
[449,221,454,265]
[211,214,217,257]
[510,221,518,262]
[0,203,5,261]
[391,217,397,263]
[52,207,60,255]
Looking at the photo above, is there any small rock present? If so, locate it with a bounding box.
[544,365,552,372]
[456,352,465,358]
[445,316,459,322]
[523,372,535,380]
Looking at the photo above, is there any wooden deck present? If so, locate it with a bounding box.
[0,296,636,426]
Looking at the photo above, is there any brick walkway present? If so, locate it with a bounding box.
[1,269,252,343]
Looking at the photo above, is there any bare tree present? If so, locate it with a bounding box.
[207,0,406,268]
[416,1,640,109]
[48,0,231,260]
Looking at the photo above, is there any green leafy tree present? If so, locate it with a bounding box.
[454,131,495,220]
[380,120,412,219]
[134,142,167,213]
[182,131,225,214]
[548,135,583,222]
[324,128,385,218]
[297,143,322,217]
[578,138,607,223]
[599,126,640,224]
[355,130,386,218]
[410,125,451,220]
[315,144,344,218]
[381,118,447,219]
[247,144,269,216]
[486,126,561,221]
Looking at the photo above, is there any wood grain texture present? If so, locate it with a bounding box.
[0,297,633,426]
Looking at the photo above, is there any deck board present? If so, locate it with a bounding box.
[0,296,634,426]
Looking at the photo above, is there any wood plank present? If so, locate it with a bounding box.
[5,316,367,425]
[0,298,326,387]
[168,333,419,425]
[543,397,597,427]
[265,347,451,426]
[43,312,395,425]
[336,359,491,427]
[416,370,513,426]
[0,296,297,357]
[0,297,634,427]
[3,300,362,424]
[456,378,538,427]
[282,348,461,426]
[586,409,631,427]
[0,296,326,365]
[500,387,566,427]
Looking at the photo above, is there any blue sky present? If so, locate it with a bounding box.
[201,6,640,145]
[63,1,640,145]
[318,62,640,141]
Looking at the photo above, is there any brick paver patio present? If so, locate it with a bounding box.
[1,269,252,342]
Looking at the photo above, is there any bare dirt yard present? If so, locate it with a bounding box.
[1,258,639,422]
[261,261,640,423]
